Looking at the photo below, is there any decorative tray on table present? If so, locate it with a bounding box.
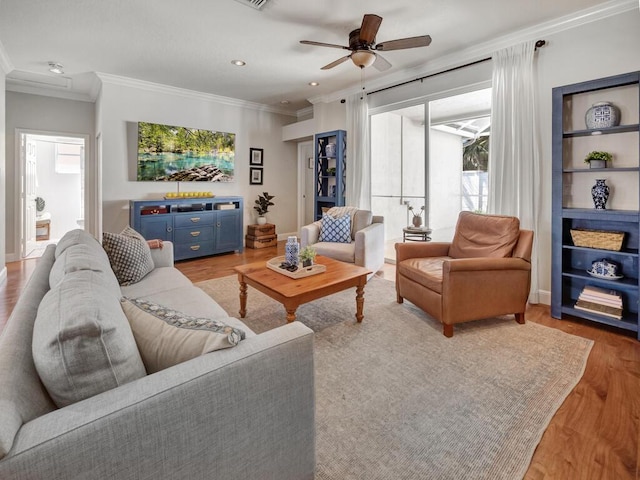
[266,256,327,279]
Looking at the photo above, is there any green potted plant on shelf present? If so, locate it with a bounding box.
[254,192,275,225]
[584,151,613,169]
[300,246,317,267]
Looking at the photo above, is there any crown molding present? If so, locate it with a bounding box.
[308,0,637,105]
[5,80,96,102]
[296,105,314,119]
[96,72,297,117]
[0,38,14,74]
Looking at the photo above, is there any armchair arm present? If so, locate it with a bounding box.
[1,323,315,480]
[395,242,451,262]
[442,257,532,323]
[354,222,385,275]
[444,256,531,273]
[300,223,320,248]
[149,241,174,267]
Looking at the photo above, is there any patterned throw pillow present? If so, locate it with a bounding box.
[319,213,352,243]
[102,226,155,286]
[121,297,246,374]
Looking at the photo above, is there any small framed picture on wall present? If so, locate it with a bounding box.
[250,148,263,166]
[250,167,263,185]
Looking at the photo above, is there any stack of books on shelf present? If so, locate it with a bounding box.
[575,285,623,319]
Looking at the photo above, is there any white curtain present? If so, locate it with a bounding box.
[488,40,541,303]
[346,92,371,209]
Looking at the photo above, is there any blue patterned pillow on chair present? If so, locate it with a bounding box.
[319,214,351,243]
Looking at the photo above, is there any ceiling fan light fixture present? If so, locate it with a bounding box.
[308,81,319,86]
[350,50,376,69]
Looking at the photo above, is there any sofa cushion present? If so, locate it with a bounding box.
[398,257,449,294]
[121,297,245,374]
[319,213,351,243]
[313,241,355,264]
[55,229,102,259]
[120,266,193,299]
[449,212,520,259]
[49,243,120,296]
[102,226,155,286]
[32,271,147,408]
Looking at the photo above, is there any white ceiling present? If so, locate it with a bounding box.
[0,0,633,115]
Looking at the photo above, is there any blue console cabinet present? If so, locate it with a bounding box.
[130,196,243,261]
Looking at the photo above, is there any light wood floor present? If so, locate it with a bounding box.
[1,243,639,479]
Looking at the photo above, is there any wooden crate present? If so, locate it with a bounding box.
[245,234,277,249]
[247,223,276,237]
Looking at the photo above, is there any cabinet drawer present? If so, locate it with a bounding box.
[175,241,215,260]
[174,212,215,228]
[174,227,214,244]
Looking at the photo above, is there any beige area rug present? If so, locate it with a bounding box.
[196,276,593,480]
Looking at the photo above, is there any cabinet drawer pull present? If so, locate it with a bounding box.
[190,231,200,237]
[190,217,201,223]
[190,245,201,251]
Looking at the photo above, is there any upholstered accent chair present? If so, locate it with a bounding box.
[300,206,385,279]
[395,211,534,337]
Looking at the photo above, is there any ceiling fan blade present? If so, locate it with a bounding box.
[300,40,349,50]
[372,53,392,72]
[321,55,351,70]
[376,35,432,51]
[359,14,382,44]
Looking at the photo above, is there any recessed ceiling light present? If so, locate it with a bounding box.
[280,100,290,105]
[309,81,319,86]
[231,60,246,66]
[48,62,64,74]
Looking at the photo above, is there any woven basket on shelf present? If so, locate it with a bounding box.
[570,228,624,251]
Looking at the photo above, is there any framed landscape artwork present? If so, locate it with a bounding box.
[137,122,236,181]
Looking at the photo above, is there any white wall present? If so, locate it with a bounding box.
[34,140,83,239]
[97,80,298,236]
[535,11,640,297]
[0,67,5,282]
[5,92,94,258]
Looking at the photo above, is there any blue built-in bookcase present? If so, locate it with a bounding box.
[551,71,640,339]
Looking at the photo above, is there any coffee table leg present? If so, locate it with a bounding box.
[355,284,365,323]
[286,308,297,323]
[238,278,247,318]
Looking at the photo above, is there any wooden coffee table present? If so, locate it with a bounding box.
[234,256,371,323]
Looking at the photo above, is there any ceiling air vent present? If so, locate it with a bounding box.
[233,0,269,10]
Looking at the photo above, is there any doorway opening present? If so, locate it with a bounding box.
[19,132,86,259]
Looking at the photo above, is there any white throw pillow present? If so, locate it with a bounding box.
[121,297,245,374]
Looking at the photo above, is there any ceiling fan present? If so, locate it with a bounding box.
[300,14,431,71]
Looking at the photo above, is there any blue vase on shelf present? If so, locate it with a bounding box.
[591,179,609,210]
[285,236,300,266]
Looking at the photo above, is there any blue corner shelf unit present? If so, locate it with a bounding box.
[314,130,346,220]
[130,196,243,261]
[551,71,640,339]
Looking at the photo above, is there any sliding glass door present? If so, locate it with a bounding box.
[370,88,491,261]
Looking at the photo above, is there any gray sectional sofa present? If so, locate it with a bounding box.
[0,230,315,479]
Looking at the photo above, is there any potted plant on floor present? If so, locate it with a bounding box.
[254,192,275,225]
[300,246,317,267]
[584,151,613,169]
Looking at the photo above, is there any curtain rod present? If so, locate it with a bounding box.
[367,40,546,97]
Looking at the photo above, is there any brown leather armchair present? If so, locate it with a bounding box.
[395,211,534,337]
